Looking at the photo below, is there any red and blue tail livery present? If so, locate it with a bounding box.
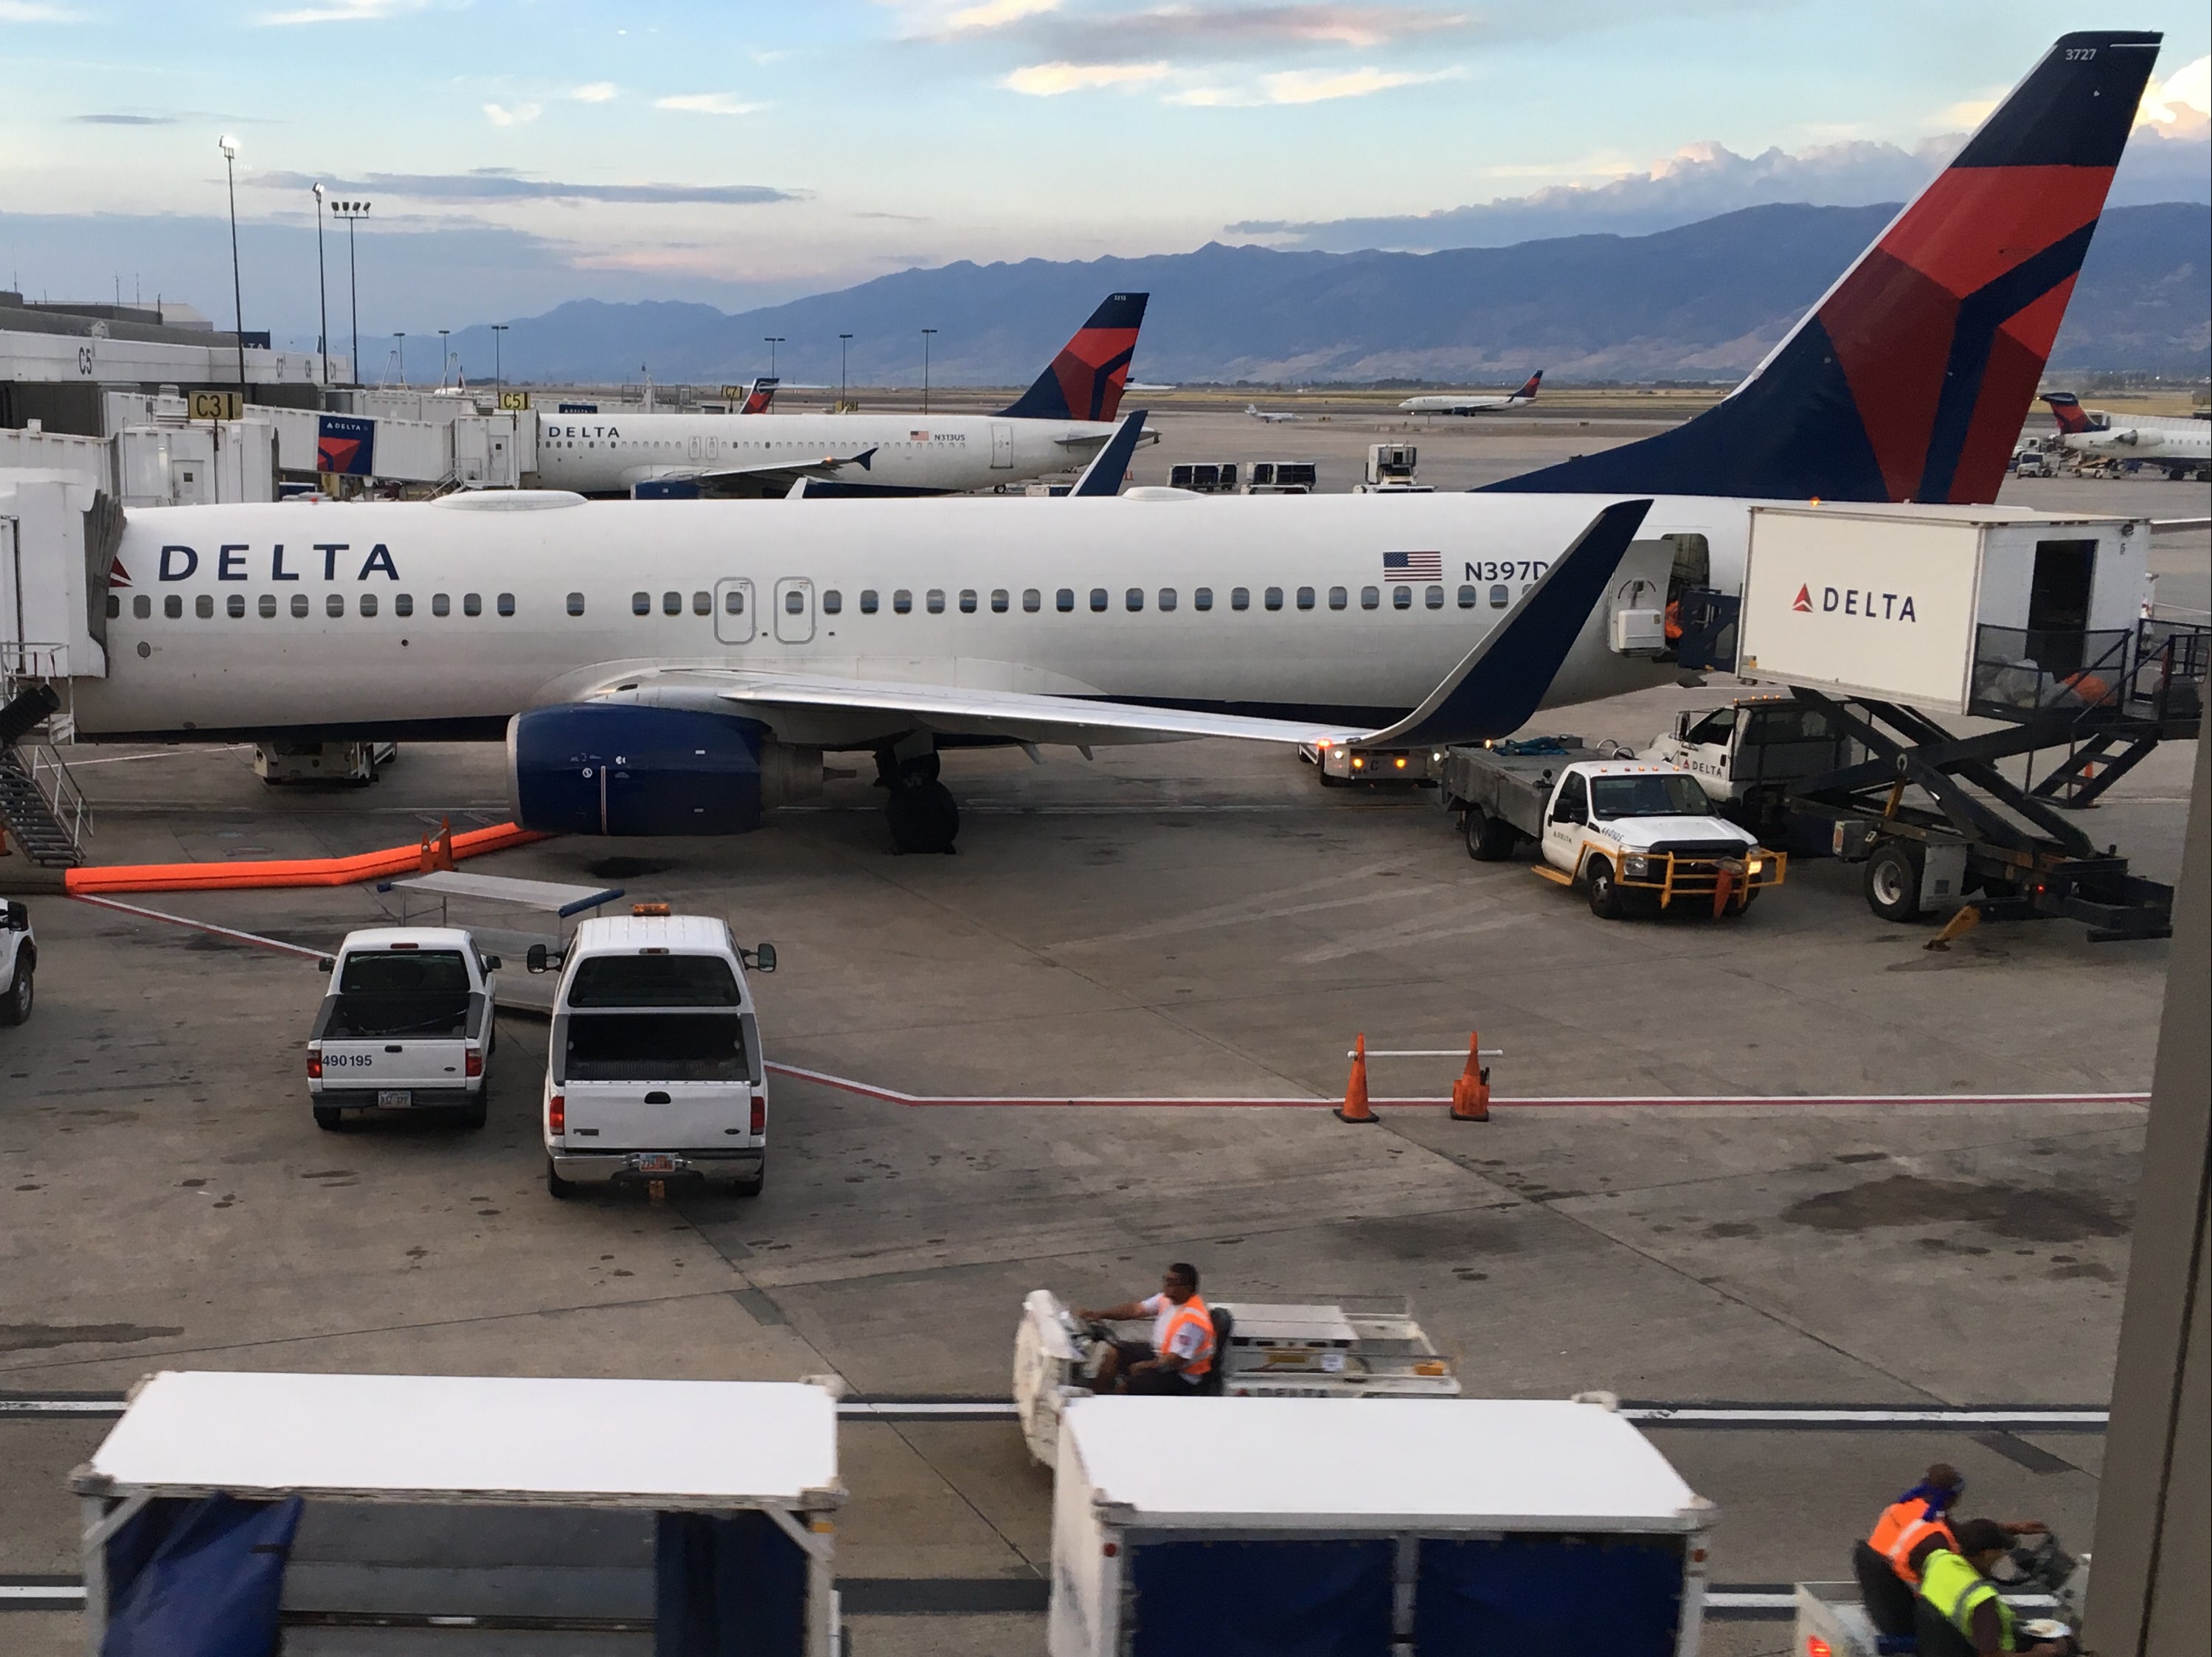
[1489,32,2160,506]
[999,292,1149,423]
[2042,391,2098,434]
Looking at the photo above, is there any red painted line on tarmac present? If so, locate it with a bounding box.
[763,1063,2146,1111]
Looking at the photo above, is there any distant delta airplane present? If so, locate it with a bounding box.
[2042,392,2211,480]
[533,293,1154,499]
[1245,404,1300,423]
[1401,372,1544,416]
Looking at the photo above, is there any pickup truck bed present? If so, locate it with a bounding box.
[1439,740,1608,840]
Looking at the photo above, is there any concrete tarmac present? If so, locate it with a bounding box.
[2,423,2202,1657]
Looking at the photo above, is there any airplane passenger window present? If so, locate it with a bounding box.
[228,595,246,619]
[990,589,1008,614]
[1056,588,1075,612]
[327,594,346,618]
[196,595,214,619]
[499,593,517,617]
[860,590,878,614]
[465,593,484,617]
[893,589,912,614]
[1457,586,1477,608]
[164,595,182,619]
[1490,585,1509,608]
[1362,587,1381,609]
[1194,588,1213,611]
[692,591,710,616]
[661,591,682,616]
[1126,588,1143,611]
[1426,586,1445,609]
[784,591,803,614]
[133,595,151,619]
[1231,588,1249,611]
[926,589,946,614]
[1328,587,1347,611]
[567,593,586,616]
[433,594,452,617]
[260,595,277,619]
[360,594,378,618]
[1090,588,1108,612]
[822,590,842,614]
[726,589,746,614]
[291,594,311,619]
[959,590,977,614]
[633,591,651,615]
[1159,588,1176,611]
[1393,586,1412,609]
[1264,587,1283,611]
[1022,589,1041,613]
[105,595,120,619]
[1296,587,1315,611]
[395,594,414,617]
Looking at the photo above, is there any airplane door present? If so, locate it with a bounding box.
[774,577,814,645]
[990,423,1014,470]
[713,578,755,645]
[689,434,702,462]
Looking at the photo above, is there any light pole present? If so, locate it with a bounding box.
[311,183,330,391]
[491,324,507,392]
[218,134,247,403]
[332,201,369,386]
[921,327,936,414]
[437,327,451,388]
[839,333,852,406]
[763,336,783,378]
[393,332,405,389]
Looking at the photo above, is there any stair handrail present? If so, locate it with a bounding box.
[11,740,93,852]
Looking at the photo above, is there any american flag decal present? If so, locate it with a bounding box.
[1382,550,1443,580]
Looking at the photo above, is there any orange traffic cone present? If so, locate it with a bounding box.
[419,816,457,873]
[1449,1031,1491,1122]
[1336,1033,1378,1123]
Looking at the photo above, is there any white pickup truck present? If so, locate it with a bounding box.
[308,928,499,1130]
[538,908,776,1200]
[1440,740,1784,917]
[1,897,35,1026]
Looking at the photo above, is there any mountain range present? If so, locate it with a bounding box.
[444,201,2211,389]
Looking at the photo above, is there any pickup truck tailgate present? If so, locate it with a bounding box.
[318,1039,472,1089]
[562,1083,752,1149]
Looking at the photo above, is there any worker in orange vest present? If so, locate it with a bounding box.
[1077,1262,1216,1396]
[1852,1464,2046,1637]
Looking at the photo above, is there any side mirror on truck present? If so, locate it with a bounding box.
[5,902,30,932]
[480,955,502,973]
[743,942,777,975]
[316,955,336,972]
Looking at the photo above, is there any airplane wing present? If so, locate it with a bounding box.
[572,498,1651,750]
[636,447,882,499]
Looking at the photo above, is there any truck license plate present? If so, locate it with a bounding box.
[634,1153,678,1175]
[375,1089,412,1108]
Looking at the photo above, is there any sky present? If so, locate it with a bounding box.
[1,0,2206,355]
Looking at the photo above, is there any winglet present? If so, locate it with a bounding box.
[1068,409,1148,497]
[1360,499,1654,748]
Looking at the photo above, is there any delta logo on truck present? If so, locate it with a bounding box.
[1791,583,1918,622]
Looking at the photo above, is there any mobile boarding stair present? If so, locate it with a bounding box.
[0,675,90,869]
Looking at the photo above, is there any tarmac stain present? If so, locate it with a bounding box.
[301,1170,354,1180]
[1783,1175,2128,1243]
[0,1323,184,1353]
[1705,1221,1760,1239]
[587,857,674,879]
[179,1178,207,1188]
[2050,1262,2116,1282]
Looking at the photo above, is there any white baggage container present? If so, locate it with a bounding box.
[1050,1395,1715,1657]
[1736,504,2146,716]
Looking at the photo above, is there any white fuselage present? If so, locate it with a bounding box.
[1400,395,1532,414]
[2060,423,2212,465]
[77,491,1749,746]
[534,410,1126,495]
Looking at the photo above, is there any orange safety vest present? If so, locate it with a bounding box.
[1157,1296,1216,1379]
[1867,1499,1956,1587]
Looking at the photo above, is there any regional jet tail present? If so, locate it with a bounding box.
[1401,371,1542,416]
[737,378,780,414]
[1487,31,2160,505]
[998,292,1150,423]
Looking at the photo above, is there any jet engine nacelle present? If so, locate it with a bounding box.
[506,703,821,836]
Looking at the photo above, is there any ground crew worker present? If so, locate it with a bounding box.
[1918,1518,2073,1656]
[1076,1262,1215,1396]
[1854,1465,2047,1636]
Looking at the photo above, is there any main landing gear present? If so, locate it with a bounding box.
[877,744,960,855]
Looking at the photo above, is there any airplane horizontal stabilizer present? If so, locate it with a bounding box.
[1068,409,1148,497]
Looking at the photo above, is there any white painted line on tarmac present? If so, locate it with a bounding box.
[0,1585,84,1604]
[70,894,327,959]
[0,1399,120,1414]
[1626,1406,2108,1428]
[839,1401,1020,1419]
[1704,1592,1795,1611]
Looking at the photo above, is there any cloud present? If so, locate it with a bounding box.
[2140,53,2210,126]
[0,1,84,18]
[482,102,542,127]
[72,112,178,125]
[943,0,1058,29]
[943,2,1469,61]
[257,0,425,23]
[1258,63,1460,101]
[569,82,620,103]
[1002,59,1170,94]
[655,91,769,116]
[249,167,806,205]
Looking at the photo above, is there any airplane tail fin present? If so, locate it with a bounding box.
[1514,370,1543,401]
[740,378,780,414]
[999,292,1148,423]
[1486,32,2159,504]
[2042,391,2096,434]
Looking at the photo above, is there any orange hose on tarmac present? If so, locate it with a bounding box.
[63,822,545,895]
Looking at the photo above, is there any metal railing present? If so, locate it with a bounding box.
[11,741,93,852]
[2130,619,2209,723]
[1969,625,2132,719]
